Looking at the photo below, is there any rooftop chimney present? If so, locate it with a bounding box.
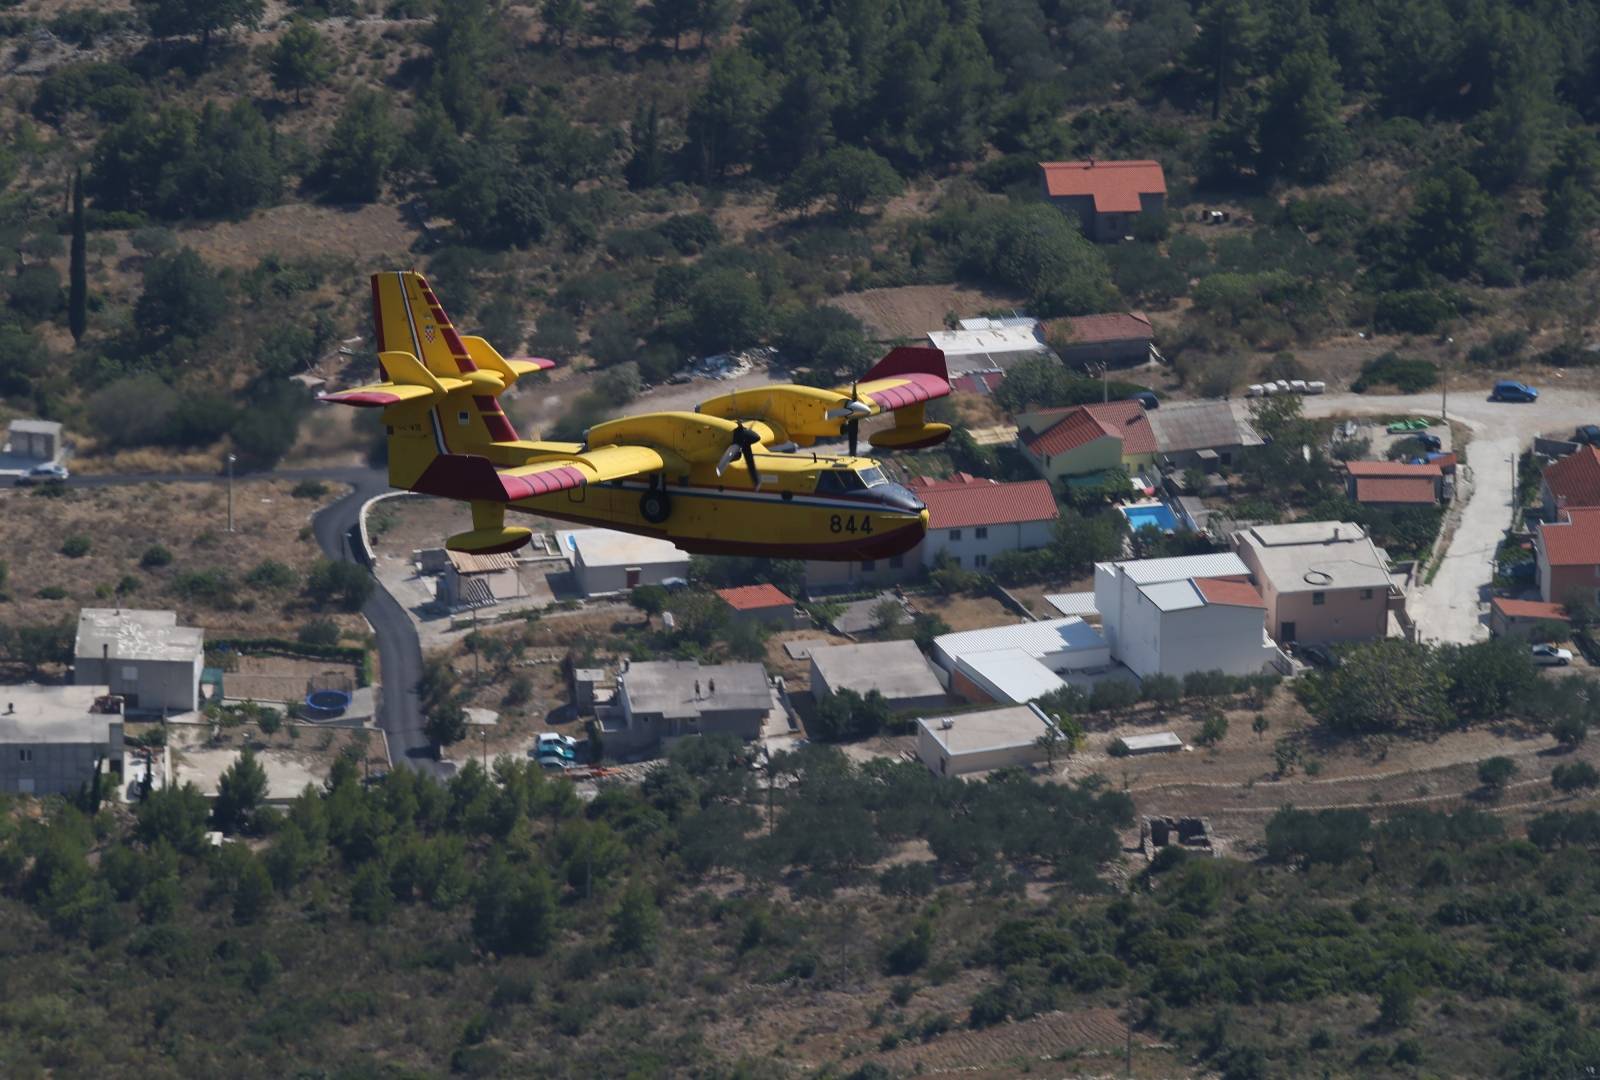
[694,679,701,697]
[5,703,12,715]
[708,678,716,694]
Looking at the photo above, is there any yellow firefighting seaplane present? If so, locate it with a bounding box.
[320,271,952,559]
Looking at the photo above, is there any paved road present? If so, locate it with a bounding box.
[11,464,441,776]
[1304,386,1600,644]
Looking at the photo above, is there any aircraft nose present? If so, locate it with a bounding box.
[874,482,925,514]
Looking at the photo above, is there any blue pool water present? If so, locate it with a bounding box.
[1121,503,1180,532]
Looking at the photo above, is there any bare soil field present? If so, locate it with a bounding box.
[908,592,1021,633]
[149,717,387,796]
[177,202,418,272]
[827,284,1029,340]
[222,654,362,703]
[0,479,367,645]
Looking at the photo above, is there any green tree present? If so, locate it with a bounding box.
[610,879,661,955]
[214,748,268,834]
[425,704,469,751]
[1403,168,1497,280]
[349,860,393,923]
[134,248,228,350]
[690,0,734,47]
[269,19,333,105]
[428,0,499,131]
[1191,0,1264,118]
[1300,639,1451,735]
[686,51,772,180]
[587,0,641,48]
[1477,756,1518,793]
[139,0,265,59]
[624,100,666,190]
[305,559,373,612]
[777,147,904,216]
[683,269,765,355]
[871,598,905,634]
[646,0,695,49]
[542,0,584,45]
[1444,639,1537,721]
[1378,973,1415,1029]
[1255,50,1351,182]
[1196,709,1230,747]
[68,169,86,344]
[318,90,399,203]
[135,783,211,855]
[1552,761,1599,794]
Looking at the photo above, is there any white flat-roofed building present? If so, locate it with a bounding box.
[916,703,1054,776]
[608,660,774,757]
[1043,592,1098,618]
[559,529,691,597]
[74,609,204,715]
[808,640,948,712]
[932,617,1111,678]
[953,648,1068,704]
[925,321,1045,373]
[1231,521,1402,645]
[1119,731,1183,755]
[7,418,62,462]
[0,684,123,795]
[1093,553,1284,679]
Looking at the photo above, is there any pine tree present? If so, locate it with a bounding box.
[68,169,86,345]
[624,101,664,190]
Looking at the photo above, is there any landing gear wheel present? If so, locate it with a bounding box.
[640,488,672,524]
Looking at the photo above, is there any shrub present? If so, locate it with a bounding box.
[305,560,373,612]
[291,479,328,499]
[1373,290,1455,334]
[1196,710,1230,747]
[296,619,341,647]
[141,545,173,569]
[1551,761,1598,793]
[59,535,91,558]
[245,560,298,591]
[1477,756,1518,791]
[1351,351,1438,393]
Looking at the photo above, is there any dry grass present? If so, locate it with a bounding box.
[0,478,367,643]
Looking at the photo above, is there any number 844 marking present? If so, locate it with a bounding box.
[829,514,873,534]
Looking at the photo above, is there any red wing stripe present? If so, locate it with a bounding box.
[321,391,400,407]
[502,465,586,500]
[865,373,949,410]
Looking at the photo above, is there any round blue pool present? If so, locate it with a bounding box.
[304,688,351,720]
[1121,502,1180,533]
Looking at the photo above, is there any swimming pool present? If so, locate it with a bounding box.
[1121,501,1180,533]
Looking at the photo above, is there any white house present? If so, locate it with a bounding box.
[74,609,204,715]
[1093,553,1283,679]
[558,529,690,597]
[0,684,123,796]
[935,618,1112,703]
[915,703,1055,777]
[925,318,1045,373]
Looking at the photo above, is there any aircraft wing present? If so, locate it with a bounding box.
[834,346,950,416]
[320,382,439,407]
[411,444,665,502]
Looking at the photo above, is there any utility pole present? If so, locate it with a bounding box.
[225,453,237,532]
[480,728,487,770]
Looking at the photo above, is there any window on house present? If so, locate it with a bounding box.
[889,554,903,569]
[949,530,962,541]
[120,666,139,682]
[18,749,32,763]
[1312,591,1326,606]
[975,527,989,539]
[861,559,876,571]
[974,554,988,568]
[1361,588,1374,599]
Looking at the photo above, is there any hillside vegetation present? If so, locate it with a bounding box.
[0,0,1597,461]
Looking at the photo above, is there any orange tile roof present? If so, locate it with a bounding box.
[1354,477,1439,505]
[1543,446,1600,509]
[1193,576,1265,608]
[1539,507,1600,566]
[1022,401,1155,458]
[1490,597,1569,621]
[716,584,794,611]
[1050,312,1153,346]
[1040,161,1168,213]
[914,477,1060,529]
[1344,460,1443,478]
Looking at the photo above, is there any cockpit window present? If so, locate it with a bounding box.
[815,469,868,494]
[858,467,886,487]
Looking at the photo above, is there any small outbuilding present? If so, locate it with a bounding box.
[916,703,1055,777]
[1119,731,1183,755]
[0,684,124,796]
[932,618,1112,680]
[559,529,691,597]
[439,549,525,609]
[1048,312,1156,368]
[808,640,948,712]
[1489,597,1570,639]
[6,418,62,462]
[717,584,799,629]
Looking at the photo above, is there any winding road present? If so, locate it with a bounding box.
[12,464,441,776]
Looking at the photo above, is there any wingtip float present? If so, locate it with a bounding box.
[321,271,951,561]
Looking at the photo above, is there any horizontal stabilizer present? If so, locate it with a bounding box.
[319,382,438,407]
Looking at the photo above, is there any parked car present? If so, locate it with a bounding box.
[536,732,577,760]
[1575,425,1600,445]
[1531,644,1573,667]
[1413,433,1442,452]
[1491,380,1539,402]
[1293,642,1339,670]
[536,751,571,771]
[1131,391,1160,410]
[14,461,68,485]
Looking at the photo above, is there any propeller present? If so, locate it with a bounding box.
[824,382,871,456]
[716,423,764,489]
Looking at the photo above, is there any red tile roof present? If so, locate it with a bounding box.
[1040,160,1168,213]
[1354,477,1439,505]
[909,476,1060,529]
[1021,401,1155,458]
[1543,446,1600,509]
[1050,312,1154,346]
[952,370,1006,395]
[1491,597,1569,621]
[1193,576,1265,608]
[1344,460,1443,478]
[1539,507,1600,566]
[716,584,794,611]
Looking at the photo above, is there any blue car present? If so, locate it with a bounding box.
[1491,380,1538,402]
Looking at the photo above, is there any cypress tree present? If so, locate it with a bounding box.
[68,168,87,344]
